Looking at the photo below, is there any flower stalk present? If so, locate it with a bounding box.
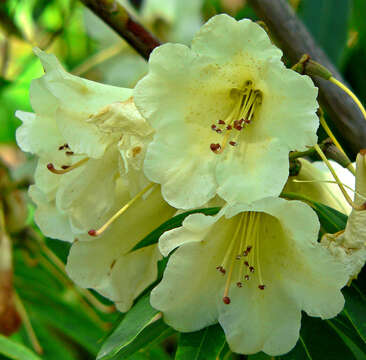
[79,0,161,60]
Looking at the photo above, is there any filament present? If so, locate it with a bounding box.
[47,157,90,174]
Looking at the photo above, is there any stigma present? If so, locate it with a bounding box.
[210,81,262,154]
[216,212,266,305]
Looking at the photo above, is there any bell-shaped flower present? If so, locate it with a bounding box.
[16,49,153,241]
[135,14,319,209]
[151,197,348,356]
[284,158,351,214]
[321,151,366,278]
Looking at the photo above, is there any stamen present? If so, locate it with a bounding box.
[222,215,244,304]
[47,157,90,175]
[226,125,232,130]
[218,120,226,125]
[88,183,155,236]
[211,124,216,130]
[229,141,237,146]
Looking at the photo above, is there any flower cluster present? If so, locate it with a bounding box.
[16,14,364,357]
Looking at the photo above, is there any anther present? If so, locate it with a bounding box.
[244,119,251,124]
[215,129,222,134]
[236,282,242,288]
[244,275,250,281]
[61,165,70,170]
[243,251,248,256]
[66,151,74,156]
[216,266,226,274]
[226,125,232,130]
[249,266,255,273]
[211,124,217,130]
[236,255,241,260]
[88,229,97,237]
[210,143,221,154]
[218,120,226,125]
[229,141,237,147]
[244,261,249,267]
[223,296,231,304]
[258,285,266,290]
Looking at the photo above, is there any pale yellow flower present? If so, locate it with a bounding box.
[135,14,319,209]
[152,198,347,355]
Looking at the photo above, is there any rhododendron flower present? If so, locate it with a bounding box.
[322,151,366,278]
[151,198,347,355]
[135,14,319,209]
[16,49,153,241]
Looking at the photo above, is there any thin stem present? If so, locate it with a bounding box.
[13,292,43,355]
[318,112,355,175]
[79,0,161,60]
[330,77,366,120]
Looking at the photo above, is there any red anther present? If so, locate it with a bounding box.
[244,261,249,267]
[226,125,232,130]
[246,246,252,252]
[88,229,97,236]
[47,163,54,170]
[236,282,242,288]
[211,124,217,130]
[223,296,231,304]
[216,129,223,134]
[229,141,237,146]
[233,120,239,127]
[244,275,250,280]
[244,119,251,124]
[239,118,244,124]
[66,151,74,156]
[258,285,266,290]
[61,165,70,170]
[210,143,221,153]
[216,266,226,274]
[235,125,243,131]
[218,120,226,125]
[249,266,255,273]
[243,251,248,256]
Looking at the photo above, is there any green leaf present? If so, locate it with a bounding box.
[132,207,220,252]
[175,324,226,360]
[343,284,366,345]
[311,201,348,234]
[298,0,352,65]
[280,315,359,360]
[0,335,41,360]
[97,295,160,360]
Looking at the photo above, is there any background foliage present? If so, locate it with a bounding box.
[0,0,365,359]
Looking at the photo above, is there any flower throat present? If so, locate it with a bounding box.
[210,81,262,154]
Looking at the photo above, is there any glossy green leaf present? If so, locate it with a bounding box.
[97,295,160,360]
[298,0,352,65]
[132,207,220,252]
[311,201,348,234]
[343,284,366,345]
[175,324,226,360]
[0,335,41,360]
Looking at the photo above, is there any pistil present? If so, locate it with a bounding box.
[47,157,90,174]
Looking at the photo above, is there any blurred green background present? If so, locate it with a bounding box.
[0,0,365,359]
